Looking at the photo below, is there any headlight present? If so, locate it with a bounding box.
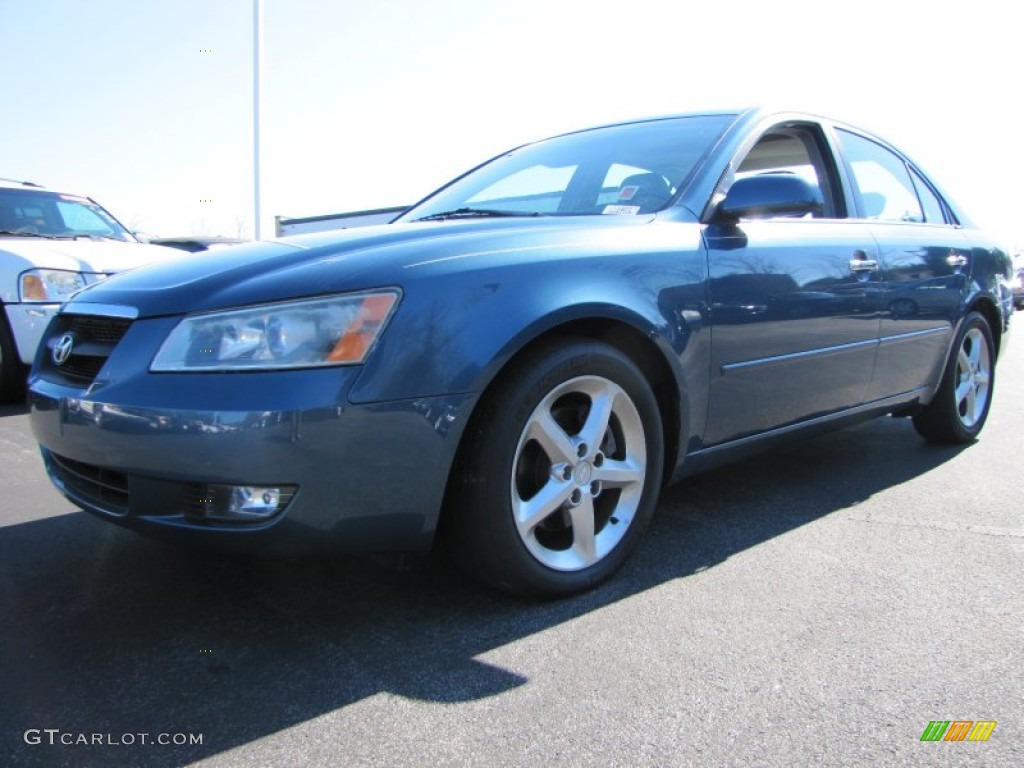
[20,269,88,302]
[150,290,400,372]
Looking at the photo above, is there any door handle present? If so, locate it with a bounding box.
[849,253,878,272]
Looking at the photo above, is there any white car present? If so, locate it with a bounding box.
[0,178,182,402]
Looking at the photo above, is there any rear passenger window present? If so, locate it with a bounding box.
[838,130,923,223]
[909,166,948,224]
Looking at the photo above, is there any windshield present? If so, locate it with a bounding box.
[0,188,135,241]
[399,115,735,222]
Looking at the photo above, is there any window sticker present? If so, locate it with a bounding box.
[618,185,639,201]
[602,204,641,215]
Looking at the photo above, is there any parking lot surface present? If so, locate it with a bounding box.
[2,346,1022,767]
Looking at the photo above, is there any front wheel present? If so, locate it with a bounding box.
[447,339,665,597]
[913,312,995,444]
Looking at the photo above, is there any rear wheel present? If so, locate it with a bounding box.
[912,312,994,443]
[0,311,27,404]
[447,339,664,597]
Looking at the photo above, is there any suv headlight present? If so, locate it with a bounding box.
[150,290,400,372]
[20,269,88,302]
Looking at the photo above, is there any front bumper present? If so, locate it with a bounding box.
[29,372,475,555]
[5,302,59,363]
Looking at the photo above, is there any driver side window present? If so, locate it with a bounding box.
[734,125,840,218]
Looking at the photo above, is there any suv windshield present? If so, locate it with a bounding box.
[0,188,135,241]
[400,114,735,222]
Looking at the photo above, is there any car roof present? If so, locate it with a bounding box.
[547,108,746,140]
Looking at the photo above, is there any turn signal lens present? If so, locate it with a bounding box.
[327,294,397,362]
[21,274,46,300]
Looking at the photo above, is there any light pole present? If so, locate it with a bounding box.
[253,0,264,239]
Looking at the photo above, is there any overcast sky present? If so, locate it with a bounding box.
[2,0,1020,247]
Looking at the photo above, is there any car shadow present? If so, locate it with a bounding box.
[1,416,967,766]
[0,402,30,417]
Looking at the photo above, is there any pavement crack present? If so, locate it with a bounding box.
[849,513,1024,538]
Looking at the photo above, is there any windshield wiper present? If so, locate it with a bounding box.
[0,229,61,239]
[413,207,544,222]
[68,233,120,241]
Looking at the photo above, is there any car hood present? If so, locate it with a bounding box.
[63,214,697,318]
[0,237,184,275]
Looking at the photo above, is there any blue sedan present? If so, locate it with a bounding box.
[29,108,1012,596]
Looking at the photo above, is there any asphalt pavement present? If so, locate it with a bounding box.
[2,344,1021,767]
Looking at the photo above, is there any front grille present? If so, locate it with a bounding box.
[66,315,131,343]
[53,356,105,381]
[40,314,133,385]
[47,453,129,515]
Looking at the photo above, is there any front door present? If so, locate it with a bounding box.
[704,219,882,445]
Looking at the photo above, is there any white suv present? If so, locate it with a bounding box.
[0,179,182,402]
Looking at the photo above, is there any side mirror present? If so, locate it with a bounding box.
[716,173,823,221]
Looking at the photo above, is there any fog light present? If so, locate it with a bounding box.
[189,483,296,523]
[230,486,281,516]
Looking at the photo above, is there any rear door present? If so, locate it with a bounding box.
[834,129,970,401]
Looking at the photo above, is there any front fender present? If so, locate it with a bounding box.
[348,245,709,408]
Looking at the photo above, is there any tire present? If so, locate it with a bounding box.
[0,310,28,404]
[447,338,664,597]
[912,312,994,444]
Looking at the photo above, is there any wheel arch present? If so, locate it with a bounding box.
[512,318,684,482]
[440,315,686,533]
[967,295,1004,359]
[918,298,1002,410]
[912,306,996,443]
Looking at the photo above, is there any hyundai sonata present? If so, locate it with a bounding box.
[29,108,1012,596]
